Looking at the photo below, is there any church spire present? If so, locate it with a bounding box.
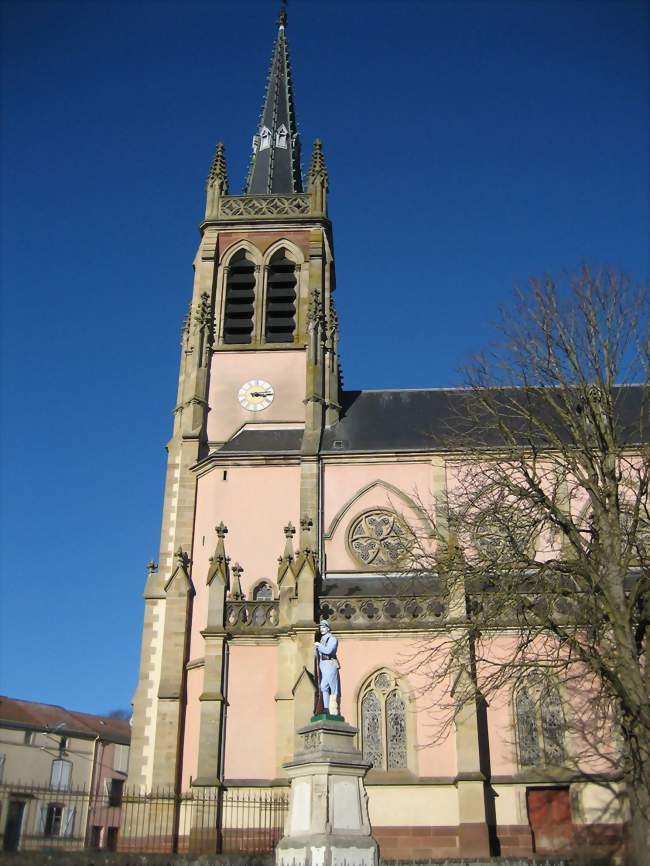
[244,3,302,195]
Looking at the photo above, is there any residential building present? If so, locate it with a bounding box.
[0,696,129,852]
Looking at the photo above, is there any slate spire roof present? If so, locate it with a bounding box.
[244,4,303,195]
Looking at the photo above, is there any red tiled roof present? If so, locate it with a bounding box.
[0,696,130,744]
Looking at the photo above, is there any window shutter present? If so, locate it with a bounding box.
[50,760,62,788]
[223,251,256,344]
[60,761,71,789]
[51,759,72,790]
[265,250,297,343]
[113,744,129,774]
[37,805,47,834]
[62,806,76,837]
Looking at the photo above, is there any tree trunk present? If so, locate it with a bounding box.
[627,781,650,866]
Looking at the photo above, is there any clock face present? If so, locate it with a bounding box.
[238,379,275,412]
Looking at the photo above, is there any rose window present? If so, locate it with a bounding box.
[348,510,409,567]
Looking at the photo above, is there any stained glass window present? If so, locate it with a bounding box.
[516,678,566,768]
[360,671,409,771]
[361,690,383,769]
[541,687,565,765]
[386,691,407,769]
[516,687,540,767]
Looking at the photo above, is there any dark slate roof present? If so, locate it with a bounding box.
[322,575,444,597]
[218,428,303,453]
[215,385,646,456]
[321,385,647,453]
[0,696,130,744]
[322,389,468,452]
[244,11,302,195]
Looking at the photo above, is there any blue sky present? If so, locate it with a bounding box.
[1,0,648,714]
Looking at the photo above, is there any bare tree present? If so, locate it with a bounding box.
[407,267,649,865]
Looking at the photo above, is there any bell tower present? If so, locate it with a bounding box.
[128,6,340,791]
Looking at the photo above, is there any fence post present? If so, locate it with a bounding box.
[215,784,224,853]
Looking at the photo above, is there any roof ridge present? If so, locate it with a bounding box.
[348,386,469,393]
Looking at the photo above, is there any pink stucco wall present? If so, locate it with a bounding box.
[189,463,301,657]
[338,637,457,778]
[224,645,277,780]
[89,740,129,834]
[323,461,436,572]
[207,350,307,444]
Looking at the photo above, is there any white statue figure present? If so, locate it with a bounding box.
[314,619,341,716]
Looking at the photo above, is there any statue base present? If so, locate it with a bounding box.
[310,713,344,723]
[276,719,379,866]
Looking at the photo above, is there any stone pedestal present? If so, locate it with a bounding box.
[276,719,379,866]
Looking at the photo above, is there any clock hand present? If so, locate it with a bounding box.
[250,390,273,397]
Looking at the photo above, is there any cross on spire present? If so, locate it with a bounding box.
[277,0,287,29]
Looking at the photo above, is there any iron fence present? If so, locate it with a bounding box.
[119,787,289,854]
[0,781,288,854]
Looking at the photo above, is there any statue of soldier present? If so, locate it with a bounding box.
[314,619,341,716]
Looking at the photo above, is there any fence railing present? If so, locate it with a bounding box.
[120,787,288,854]
[0,781,288,854]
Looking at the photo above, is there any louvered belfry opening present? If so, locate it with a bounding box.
[265,250,297,343]
[223,250,256,344]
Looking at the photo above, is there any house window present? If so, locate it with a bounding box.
[515,677,565,768]
[106,778,124,807]
[113,743,129,774]
[265,249,297,343]
[106,826,119,851]
[50,759,72,790]
[90,825,103,849]
[359,671,408,770]
[44,804,63,836]
[40,804,75,838]
[223,250,256,344]
[253,581,273,600]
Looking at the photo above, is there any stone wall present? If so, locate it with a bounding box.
[0,854,273,866]
[0,857,570,866]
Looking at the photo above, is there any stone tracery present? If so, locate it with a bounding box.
[348,510,410,567]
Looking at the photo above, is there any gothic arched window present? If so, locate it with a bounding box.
[259,126,272,151]
[223,250,256,344]
[252,581,273,601]
[515,677,565,768]
[275,124,288,148]
[265,249,297,343]
[359,671,408,771]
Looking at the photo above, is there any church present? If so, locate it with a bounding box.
[127,9,626,860]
